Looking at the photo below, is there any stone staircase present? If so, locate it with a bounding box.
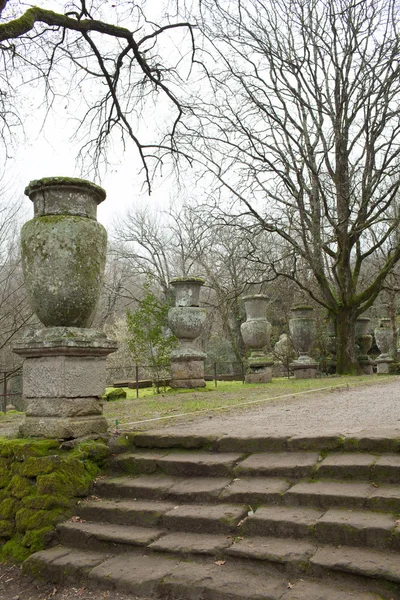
[25,431,400,599]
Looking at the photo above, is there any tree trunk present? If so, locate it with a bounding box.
[335,307,362,374]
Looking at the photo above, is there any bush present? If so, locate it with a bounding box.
[103,388,127,401]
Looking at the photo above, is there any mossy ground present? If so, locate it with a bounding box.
[0,438,110,562]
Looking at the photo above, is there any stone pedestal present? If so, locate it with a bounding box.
[246,358,273,383]
[168,277,206,389]
[241,295,273,384]
[289,306,318,379]
[13,328,117,439]
[376,357,393,375]
[291,358,318,379]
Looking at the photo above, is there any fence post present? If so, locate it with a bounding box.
[136,365,139,399]
[214,362,217,388]
[241,362,245,384]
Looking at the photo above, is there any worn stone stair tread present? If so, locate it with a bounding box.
[96,474,181,498]
[316,453,378,479]
[156,450,245,477]
[225,535,316,564]
[373,454,400,483]
[113,449,245,477]
[284,480,377,509]
[58,520,165,547]
[242,505,323,537]
[235,452,320,478]
[97,474,233,501]
[311,545,400,583]
[221,477,291,503]
[25,546,108,579]
[148,531,233,555]
[315,507,398,548]
[162,502,248,533]
[77,498,177,526]
[87,551,380,600]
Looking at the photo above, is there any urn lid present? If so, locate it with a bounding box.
[242,294,269,302]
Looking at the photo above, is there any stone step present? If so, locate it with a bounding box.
[234,452,320,479]
[97,474,400,513]
[96,474,291,505]
[77,498,176,527]
[25,545,386,600]
[78,498,248,534]
[111,449,245,477]
[57,521,166,553]
[283,480,400,512]
[127,430,400,454]
[243,505,400,550]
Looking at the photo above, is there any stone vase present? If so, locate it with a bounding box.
[13,177,117,439]
[241,294,273,383]
[355,317,374,373]
[375,318,394,374]
[289,306,318,378]
[168,277,206,388]
[21,177,108,327]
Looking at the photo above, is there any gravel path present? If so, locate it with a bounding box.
[142,377,400,439]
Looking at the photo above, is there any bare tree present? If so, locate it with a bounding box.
[176,0,400,373]
[0,1,195,190]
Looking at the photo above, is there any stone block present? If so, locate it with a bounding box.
[171,359,204,380]
[376,359,392,374]
[19,415,108,439]
[170,359,205,388]
[293,366,318,379]
[246,366,272,383]
[25,397,103,418]
[23,356,107,398]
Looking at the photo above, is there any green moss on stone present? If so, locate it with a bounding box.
[21,526,54,553]
[0,497,18,520]
[8,475,35,499]
[104,388,127,402]
[16,507,67,532]
[22,494,73,510]
[72,440,111,464]
[0,519,15,537]
[0,534,31,563]
[17,455,61,478]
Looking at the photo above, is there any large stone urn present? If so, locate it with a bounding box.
[241,294,273,383]
[289,305,318,378]
[375,317,394,374]
[168,277,206,388]
[356,317,374,374]
[13,177,117,439]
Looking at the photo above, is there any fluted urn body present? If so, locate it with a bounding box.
[241,294,273,383]
[168,277,206,388]
[289,305,318,378]
[21,177,107,327]
[355,317,373,368]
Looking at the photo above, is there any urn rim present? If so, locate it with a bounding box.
[242,294,269,302]
[24,177,106,204]
[170,276,206,286]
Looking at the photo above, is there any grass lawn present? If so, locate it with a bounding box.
[103,374,398,431]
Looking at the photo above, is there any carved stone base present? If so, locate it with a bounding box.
[376,358,393,375]
[170,356,206,388]
[246,365,272,384]
[12,327,117,439]
[359,360,374,375]
[291,361,318,379]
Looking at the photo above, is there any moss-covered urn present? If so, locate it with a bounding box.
[22,177,107,327]
[240,295,271,354]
